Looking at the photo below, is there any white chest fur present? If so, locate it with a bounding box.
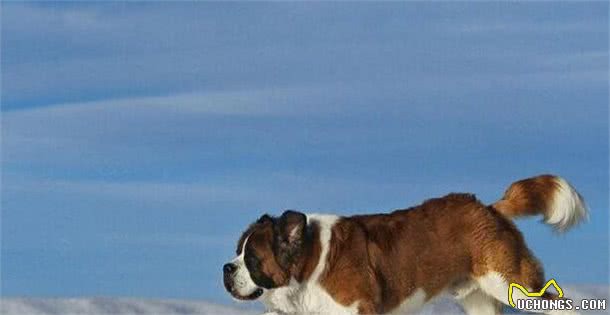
[261,214,359,315]
[262,280,358,315]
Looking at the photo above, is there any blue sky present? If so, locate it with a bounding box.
[1,2,608,305]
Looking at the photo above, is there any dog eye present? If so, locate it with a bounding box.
[245,254,260,267]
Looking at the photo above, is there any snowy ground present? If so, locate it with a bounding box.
[2,285,608,315]
[0,297,257,315]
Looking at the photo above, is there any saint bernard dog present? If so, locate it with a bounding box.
[223,174,587,315]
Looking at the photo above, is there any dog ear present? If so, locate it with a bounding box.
[257,213,274,225]
[274,210,307,269]
[277,210,306,245]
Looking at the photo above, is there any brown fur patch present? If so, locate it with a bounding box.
[493,174,558,219]
[247,224,289,287]
[316,193,545,314]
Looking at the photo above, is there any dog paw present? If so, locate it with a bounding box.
[451,280,479,299]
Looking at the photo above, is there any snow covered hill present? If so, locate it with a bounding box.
[2,285,608,315]
[0,297,257,315]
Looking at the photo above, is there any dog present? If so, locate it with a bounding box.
[223,174,587,315]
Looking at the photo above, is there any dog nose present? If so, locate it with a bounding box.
[223,263,236,274]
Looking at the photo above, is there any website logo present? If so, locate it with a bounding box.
[508,279,607,312]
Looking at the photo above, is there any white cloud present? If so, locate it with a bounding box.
[4,2,607,106]
[4,87,316,117]
[2,173,426,212]
[455,20,606,34]
[103,232,234,248]
[1,86,338,171]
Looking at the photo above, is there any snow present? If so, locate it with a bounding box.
[0,297,256,315]
[1,285,607,315]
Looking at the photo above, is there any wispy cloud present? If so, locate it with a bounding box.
[3,2,607,109]
[456,20,606,34]
[3,172,457,213]
[103,232,234,248]
[3,87,325,116]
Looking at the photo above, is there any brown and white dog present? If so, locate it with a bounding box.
[223,174,587,315]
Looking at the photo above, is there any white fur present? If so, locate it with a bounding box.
[388,288,426,314]
[476,272,579,315]
[230,234,260,298]
[306,214,338,282]
[262,214,359,315]
[456,289,499,315]
[476,272,510,306]
[546,177,588,232]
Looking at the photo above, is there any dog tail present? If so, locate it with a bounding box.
[492,174,588,232]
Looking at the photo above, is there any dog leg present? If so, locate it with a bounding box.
[476,272,580,315]
[456,289,501,315]
[451,280,479,300]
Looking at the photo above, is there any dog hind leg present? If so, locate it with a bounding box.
[475,271,579,315]
[456,289,501,315]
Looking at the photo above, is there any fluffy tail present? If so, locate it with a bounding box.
[493,174,588,232]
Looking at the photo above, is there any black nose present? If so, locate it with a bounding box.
[223,263,236,274]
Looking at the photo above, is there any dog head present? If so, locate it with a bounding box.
[223,210,308,300]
